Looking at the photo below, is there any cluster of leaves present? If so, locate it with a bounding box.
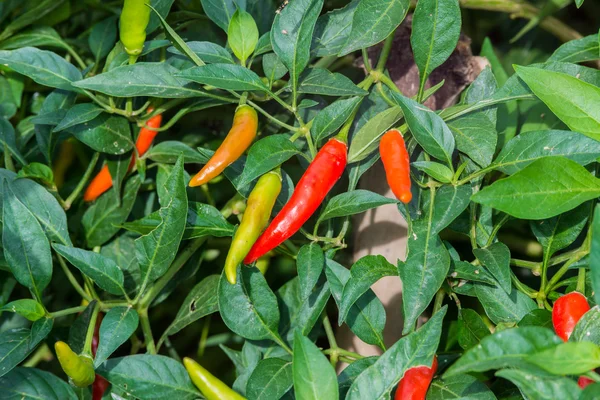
[0,0,600,399]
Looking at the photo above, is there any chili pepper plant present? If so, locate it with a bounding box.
[0,0,600,399]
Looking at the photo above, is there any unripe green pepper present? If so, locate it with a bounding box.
[224,170,282,284]
[183,357,246,400]
[55,341,96,387]
[119,0,151,61]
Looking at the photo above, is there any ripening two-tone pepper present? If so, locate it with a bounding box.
[552,291,594,388]
[183,357,246,400]
[84,111,162,202]
[55,341,96,387]
[189,105,258,187]
[395,356,438,400]
[244,138,347,264]
[224,170,282,284]
[380,129,412,204]
[120,0,151,61]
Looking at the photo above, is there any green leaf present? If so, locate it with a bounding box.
[311,0,358,57]
[515,65,600,142]
[475,283,537,324]
[519,309,553,328]
[0,118,26,165]
[52,244,125,295]
[53,103,104,132]
[449,260,497,285]
[159,275,219,345]
[472,157,600,220]
[94,306,139,367]
[428,374,496,400]
[271,0,324,98]
[0,317,53,378]
[89,16,117,62]
[246,358,293,400]
[570,306,600,347]
[0,367,77,400]
[548,34,600,64]
[392,93,455,166]
[254,32,273,56]
[448,112,497,168]
[297,243,325,301]
[262,53,288,83]
[2,183,52,296]
[97,355,199,399]
[177,63,269,92]
[293,331,339,400]
[82,175,142,247]
[339,0,409,56]
[492,130,600,175]
[443,326,563,377]
[238,135,300,188]
[526,341,600,375]
[68,113,133,155]
[0,47,81,90]
[347,106,404,163]
[457,308,490,350]
[593,205,600,308]
[228,9,259,64]
[0,299,45,321]
[410,0,461,99]
[581,384,600,400]
[200,0,241,32]
[0,0,67,41]
[312,96,361,143]
[168,41,235,64]
[495,369,581,400]
[411,161,453,183]
[218,267,280,340]
[325,259,385,349]
[136,156,187,286]
[318,190,396,223]
[337,357,378,398]
[146,141,206,164]
[297,68,367,96]
[473,242,511,294]
[17,163,54,187]
[0,26,66,51]
[346,307,447,400]
[74,62,204,98]
[338,255,397,324]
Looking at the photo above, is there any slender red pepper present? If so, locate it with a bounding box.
[91,313,109,400]
[578,376,595,389]
[552,291,590,342]
[395,356,438,400]
[84,110,162,202]
[244,138,347,264]
[380,129,412,204]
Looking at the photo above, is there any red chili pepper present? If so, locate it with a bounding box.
[578,376,595,389]
[84,111,162,202]
[380,129,412,204]
[552,291,590,342]
[244,138,347,264]
[91,313,110,400]
[395,356,437,400]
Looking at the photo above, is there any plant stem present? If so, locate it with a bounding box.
[3,144,15,172]
[545,249,589,295]
[82,302,100,357]
[375,31,396,72]
[322,314,339,367]
[50,305,88,318]
[23,344,52,367]
[57,255,92,301]
[245,99,298,131]
[139,307,156,354]
[432,289,446,313]
[63,152,99,209]
[576,267,586,294]
[271,332,293,355]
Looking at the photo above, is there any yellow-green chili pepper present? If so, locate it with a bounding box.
[55,341,96,387]
[119,0,151,61]
[224,170,282,284]
[183,357,246,400]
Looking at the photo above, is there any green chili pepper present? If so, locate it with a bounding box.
[183,357,246,400]
[119,0,151,62]
[55,341,96,387]
[224,170,282,284]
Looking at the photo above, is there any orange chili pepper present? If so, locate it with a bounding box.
[189,105,258,187]
[83,110,162,202]
[380,129,412,204]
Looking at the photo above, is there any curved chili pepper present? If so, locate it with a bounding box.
[380,129,412,204]
[189,105,258,187]
[244,138,347,264]
[578,376,595,388]
[183,357,246,400]
[395,356,437,400]
[83,111,162,202]
[120,0,151,60]
[55,341,96,387]
[552,291,590,342]
[224,170,282,284]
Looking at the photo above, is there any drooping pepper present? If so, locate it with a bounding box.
[224,170,282,284]
[380,129,412,204]
[189,105,258,187]
[244,138,347,264]
[119,0,151,60]
[91,313,109,400]
[183,357,246,400]
[84,111,162,202]
[552,291,590,342]
[395,356,438,400]
[55,341,96,387]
